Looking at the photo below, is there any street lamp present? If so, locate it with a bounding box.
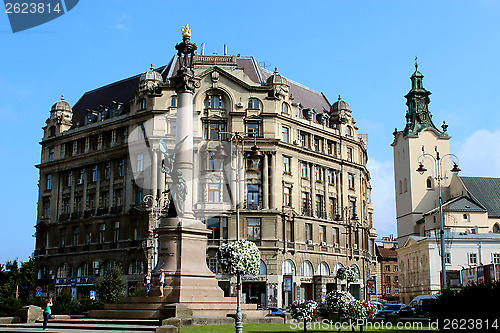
[142,189,169,273]
[215,131,261,333]
[416,147,460,290]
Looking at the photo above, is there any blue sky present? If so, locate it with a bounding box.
[1,0,499,263]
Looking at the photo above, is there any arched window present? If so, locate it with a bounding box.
[259,260,267,275]
[399,181,403,194]
[282,102,289,114]
[493,224,500,233]
[170,95,177,107]
[205,94,225,109]
[49,126,56,137]
[300,261,314,277]
[351,264,360,280]
[404,178,408,193]
[101,260,115,275]
[128,259,143,275]
[426,177,433,189]
[248,98,260,109]
[317,262,330,276]
[282,259,296,275]
[346,126,353,137]
[332,263,344,277]
[57,263,71,278]
[463,214,469,221]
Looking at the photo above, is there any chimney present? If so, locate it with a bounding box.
[224,44,227,55]
[201,43,205,55]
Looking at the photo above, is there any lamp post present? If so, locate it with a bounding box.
[335,206,359,293]
[215,131,262,333]
[142,190,169,272]
[416,147,460,290]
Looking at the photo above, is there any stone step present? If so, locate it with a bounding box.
[192,309,268,318]
[89,309,160,319]
[37,318,159,326]
[0,322,156,332]
[104,301,257,311]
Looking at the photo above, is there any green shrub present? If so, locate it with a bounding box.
[94,265,125,304]
[24,295,45,308]
[52,292,79,315]
[0,296,23,317]
[78,296,103,313]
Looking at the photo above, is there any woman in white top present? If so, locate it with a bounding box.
[159,269,165,297]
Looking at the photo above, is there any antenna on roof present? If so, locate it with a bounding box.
[259,61,271,69]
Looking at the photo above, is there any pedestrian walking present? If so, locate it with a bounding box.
[159,269,165,297]
[144,271,152,296]
[42,296,53,330]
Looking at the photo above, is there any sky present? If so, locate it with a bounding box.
[1,0,499,264]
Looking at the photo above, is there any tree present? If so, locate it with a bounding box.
[94,265,125,304]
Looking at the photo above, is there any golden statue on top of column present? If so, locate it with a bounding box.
[181,24,191,38]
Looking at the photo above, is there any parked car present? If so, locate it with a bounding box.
[268,307,284,316]
[397,295,438,318]
[375,303,404,320]
[371,301,385,313]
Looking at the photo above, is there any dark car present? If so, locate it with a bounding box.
[375,303,404,320]
[397,295,437,318]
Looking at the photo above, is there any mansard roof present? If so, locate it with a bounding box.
[70,55,330,128]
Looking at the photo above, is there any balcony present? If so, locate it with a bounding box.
[97,207,109,216]
[247,203,262,210]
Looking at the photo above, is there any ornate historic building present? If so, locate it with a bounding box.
[35,49,377,308]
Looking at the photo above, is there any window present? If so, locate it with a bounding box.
[349,200,356,219]
[346,147,353,162]
[282,259,296,275]
[426,177,433,189]
[247,218,261,240]
[493,253,500,264]
[170,95,177,107]
[207,257,219,273]
[463,213,469,221]
[314,166,322,182]
[85,225,92,245]
[78,262,92,277]
[113,222,119,242]
[299,133,306,147]
[301,192,310,215]
[330,197,337,219]
[104,163,111,179]
[300,162,308,178]
[48,147,54,162]
[62,198,70,214]
[399,180,403,194]
[92,166,98,182]
[327,141,333,155]
[259,260,267,275]
[305,223,312,242]
[384,285,391,294]
[328,170,335,184]
[98,223,105,244]
[114,189,123,207]
[168,120,176,136]
[208,151,222,170]
[222,217,228,240]
[140,99,147,110]
[73,227,79,245]
[118,160,125,177]
[319,225,326,243]
[247,184,260,209]
[333,227,340,245]
[404,178,408,192]
[314,138,320,152]
[316,194,325,218]
[43,199,50,218]
[301,261,313,277]
[208,183,220,202]
[207,217,220,239]
[87,193,96,210]
[394,265,399,272]
[133,220,140,240]
[286,220,294,242]
[205,95,224,109]
[247,123,260,137]
[100,191,109,208]
[385,265,391,272]
[248,98,260,109]
[136,153,144,172]
[346,126,353,137]
[348,173,355,189]
[74,196,83,213]
[318,262,330,276]
[394,276,399,283]
[283,156,291,174]
[445,252,451,264]
[135,186,143,205]
[79,168,85,183]
[46,174,52,190]
[128,259,143,275]
[204,122,226,140]
[282,102,289,114]
[283,187,291,207]
[282,126,289,143]
[469,253,477,265]
[384,276,391,283]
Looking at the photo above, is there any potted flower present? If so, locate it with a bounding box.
[217,240,260,276]
[290,299,318,332]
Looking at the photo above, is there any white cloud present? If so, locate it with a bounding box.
[453,129,500,178]
[367,158,397,238]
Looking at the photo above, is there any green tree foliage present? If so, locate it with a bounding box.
[0,258,35,301]
[430,281,500,327]
[52,292,80,315]
[94,265,125,304]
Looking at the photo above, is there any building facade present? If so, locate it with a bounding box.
[35,50,377,307]
[374,237,400,302]
[392,64,500,303]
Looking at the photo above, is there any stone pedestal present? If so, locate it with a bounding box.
[154,217,226,303]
